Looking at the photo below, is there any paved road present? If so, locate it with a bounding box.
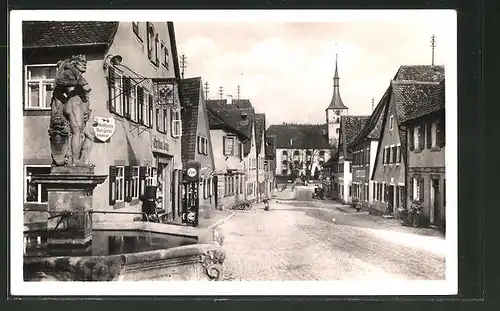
[220,200,446,281]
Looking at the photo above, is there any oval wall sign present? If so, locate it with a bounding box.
[187,168,197,178]
[92,117,116,142]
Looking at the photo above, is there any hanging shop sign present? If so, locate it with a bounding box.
[92,116,116,142]
[153,78,176,107]
[151,136,170,154]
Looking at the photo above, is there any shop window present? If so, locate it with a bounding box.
[24,64,57,110]
[24,165,51,203]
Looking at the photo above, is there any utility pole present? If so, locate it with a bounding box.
[372,98,375,112]
[204,81,210,99]
[218,86,224,99]
[430,34,437,66]
[237,85,241,100]
[180,54,187,79]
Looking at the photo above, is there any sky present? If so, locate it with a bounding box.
[174,17,455,127]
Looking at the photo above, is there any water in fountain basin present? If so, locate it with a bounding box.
[23,230,197,257]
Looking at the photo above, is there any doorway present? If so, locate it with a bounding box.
[431,179,440,225]
[157,158,172,217]
[387,185,395,214]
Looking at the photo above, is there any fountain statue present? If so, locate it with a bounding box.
[24,55,226,282]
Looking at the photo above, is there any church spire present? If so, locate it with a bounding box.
[326,52,348,110]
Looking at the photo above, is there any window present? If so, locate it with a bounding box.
[414,126,423,150]
[115,166,125,202]
[109,69,123,115]
[24,65,57,110]
[155,34,160,66]
[146,167,157,186]
[163,108,169,133]
[171,109,182,138]
[349,162,352,173]
[336,128,340,134]
[412,177,424,201]
[197,136,208,155]
[131,166,140,199]
[161,43,169,69]
[391,145,397,164]
[147,22,155,62]
[132,22,141,40]
[142,89,152,127]
[381,183,386,202]
[224,136,235,155]
[24,165,51,203]
[240,176,244,193]
[431,122,438,147]
[396,145,401,164]
[389,115,394,130]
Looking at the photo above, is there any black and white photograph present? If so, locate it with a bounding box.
[10,9,457,296]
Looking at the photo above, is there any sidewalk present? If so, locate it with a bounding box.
[198,210,235,229]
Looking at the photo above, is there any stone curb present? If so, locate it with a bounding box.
[208,211,236,230]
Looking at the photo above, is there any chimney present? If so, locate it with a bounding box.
[226,95,233,105]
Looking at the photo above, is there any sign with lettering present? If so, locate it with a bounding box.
[92,117,116,142]
[151,136,170,154]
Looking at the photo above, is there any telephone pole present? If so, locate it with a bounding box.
[430,35,437,66]
[237,85,241,100]
[204,81,210,99]
[180,54,187,79]
[218,86,224,99]
[372,98,375,112]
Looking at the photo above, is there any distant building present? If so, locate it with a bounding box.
[400,79,445,230]
[264,135,277,194]
[22,21,183,223]
[325,54,349,147]
[370,65,445,217]
[266,124,331,183]
[179,77,216,216]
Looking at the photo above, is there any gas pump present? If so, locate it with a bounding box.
[182,161,201,227]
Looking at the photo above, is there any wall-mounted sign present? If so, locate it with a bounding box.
[185,161,201,183]
[153,79,175,107]
[151,136,170,154]
[92,117,116,142]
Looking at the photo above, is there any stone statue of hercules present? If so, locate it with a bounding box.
[49,54,94,166]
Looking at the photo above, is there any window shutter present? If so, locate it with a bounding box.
[409,126,414,151]
[426,122,432,149]
[197,136,201,154]
[437,118,445,147]
[108,68,116,113]
[398,146,402,163]
[419,179,424,202]
[223,136,226,155]
[123,77,131,118]
[170,109,175,137]
[139,166,147,199]
[109,166,117,205]
[148,94,154,128]
[125,166,132,202]
[163,108,168,133]
[146,22,152,59]
[138,87,144,124]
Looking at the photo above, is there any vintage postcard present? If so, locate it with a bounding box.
[10,9,457,296]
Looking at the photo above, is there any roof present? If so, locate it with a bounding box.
[326,56,348,110]
[394,65,445,82]
[266,124,330,150]
[339,115,370,159]
[207,108,249,140]
[254,113,266,155]
[23,21,119,48]
[179,77,203,166]
[206,99,253,109]
[349,87,391,150]
[397,80,445,123]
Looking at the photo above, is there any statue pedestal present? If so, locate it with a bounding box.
[32,166,107,250]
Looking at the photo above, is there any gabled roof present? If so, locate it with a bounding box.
[206,99,253,109]
[254,113,266,155]
[179,77,203,166]
[339,116,370,158]
[207,108,249,140]
[349,87,391,150]
[23,21,119,48]
[266,124,330,150]
[397,79,445,123]
[394,65,445,82]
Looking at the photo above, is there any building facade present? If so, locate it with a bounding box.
[207,108,248,210]
[401,80,445,229]
[23,21,183,223]
[348,89,389,209]
[266,124,331,183]
[371,65,445,216]
[179,77,216,216]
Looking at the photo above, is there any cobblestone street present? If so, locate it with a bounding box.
[220,200,446,281]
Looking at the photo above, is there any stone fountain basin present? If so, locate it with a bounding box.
[24,221,226,282]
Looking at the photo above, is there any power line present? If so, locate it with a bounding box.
[218,86,224,99]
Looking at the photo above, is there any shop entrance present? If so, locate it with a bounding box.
[156,156,173,217]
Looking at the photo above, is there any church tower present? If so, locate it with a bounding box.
[325,53,349,147]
